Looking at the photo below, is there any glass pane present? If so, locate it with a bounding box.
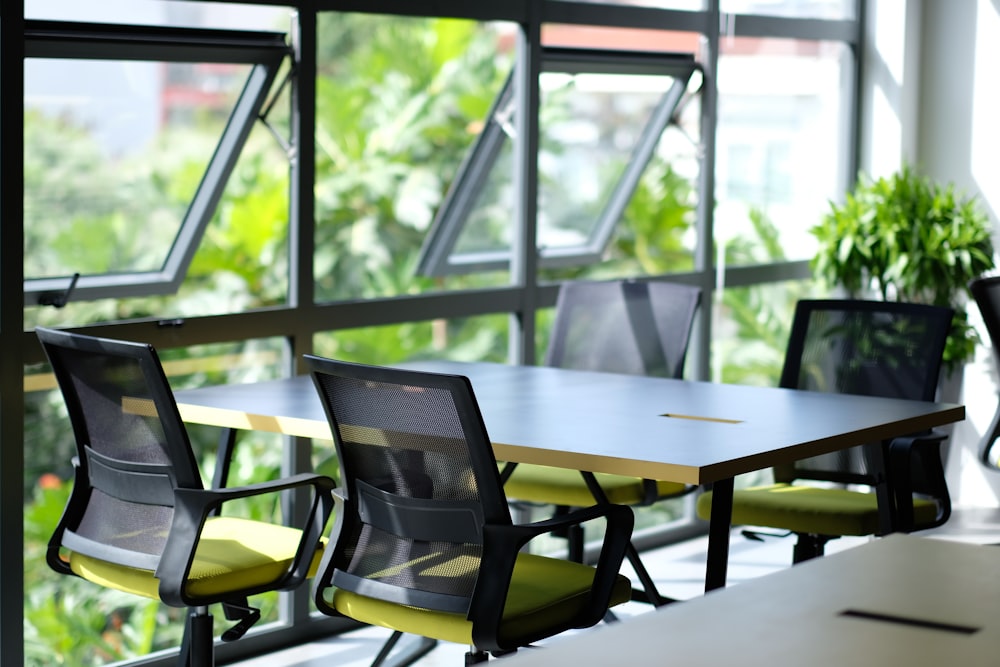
[312,315,511,366]
[314,14,516,302]
[24,58,252,278]
[540,77,701,282]
[24,338,288,666]
[23,130,292,330]
[24,58,225,277]
[720,0,855,19]
[452,67,698,268]
[25,0,290,30]
[428,28,703,280]
[715,38,850,266]
[711,279,828,386]
[24,58,291,329]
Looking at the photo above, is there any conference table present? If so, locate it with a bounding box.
[172,360,965,592]
[501,533,998,666]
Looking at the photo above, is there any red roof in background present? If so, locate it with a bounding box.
[542,24,702,55]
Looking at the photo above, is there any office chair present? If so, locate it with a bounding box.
[970,275,1000,472]
[36,327,335,667]
[500,279,701,606]
[306,356,634,664]
[696,299,954,563]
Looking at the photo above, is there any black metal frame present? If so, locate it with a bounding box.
[2,3,866,664]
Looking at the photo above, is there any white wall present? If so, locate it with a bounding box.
[858,0,923,176]
[862,0,1000,507]
[919,0,1000,508]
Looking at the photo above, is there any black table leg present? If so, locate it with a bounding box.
[705,477,733,592]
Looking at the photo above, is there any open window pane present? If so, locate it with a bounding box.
[24,58,255,279]
[23,22,289,309]
[419,47,701,277]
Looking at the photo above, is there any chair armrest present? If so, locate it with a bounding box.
[311,487,349,618]
[470,503,634,650]
[888,429,951,532]
[977,401,1000,470]
[157,472,335,607]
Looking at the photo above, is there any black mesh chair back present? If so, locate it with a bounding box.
[37,327,203,573]
[37,327,335,667]
[774,299,953,491]
[308,357,511,613]
[970,275,1000,469]
[545,280,701,379]
[500,280,701,609]
[307,356,634,662]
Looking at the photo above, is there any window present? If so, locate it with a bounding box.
[418,47,702,278]
[715,37,852,265]
[23,21,290,310]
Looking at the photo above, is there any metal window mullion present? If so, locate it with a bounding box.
[691,0,722,384]
[509,18,542,366]
[845,0,866,195]
[281,8,317,631]
[313,0,527,22]
[1,2,27,666]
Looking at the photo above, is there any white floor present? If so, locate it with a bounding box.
[230,528,874,667]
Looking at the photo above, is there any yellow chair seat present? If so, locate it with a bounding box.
[329,551,633,646]
[69,516,325,602]
[696,484,939,537]
[502,463,686,507]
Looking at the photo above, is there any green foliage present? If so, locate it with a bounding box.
[718,208,816,387]
[614,161,697,275]
[811,164,995,371]
[313,16,509,303]
[21,15,711,664]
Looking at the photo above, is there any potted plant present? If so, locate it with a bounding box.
[810,163,996,375]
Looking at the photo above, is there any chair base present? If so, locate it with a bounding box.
[792,533,835,563]
[372,632,438,667]
[741,528,836,564]
[179,608,215,667]
[560,509,674,608]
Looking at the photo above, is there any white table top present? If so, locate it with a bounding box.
[503,534,1000,666]
[173,360,965,486]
